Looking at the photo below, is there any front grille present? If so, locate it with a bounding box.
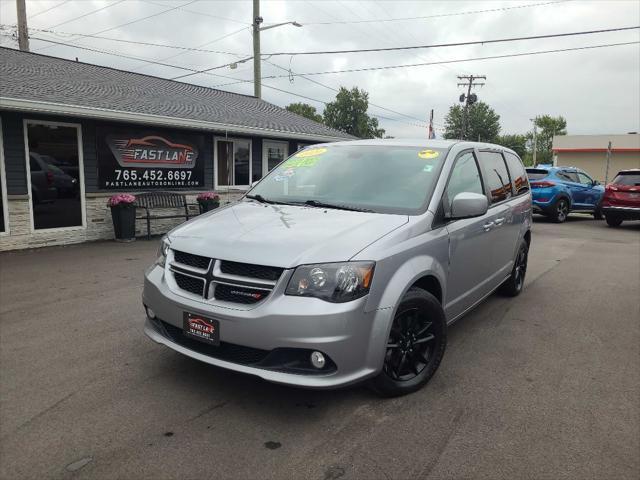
[220,261,283,281]
[173,272,205,296]
[158,320,270,365]
[173,250,210,270]
[214,284,266,304]
[169,253,285,306]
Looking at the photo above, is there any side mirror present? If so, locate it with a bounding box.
[449,192,489,219]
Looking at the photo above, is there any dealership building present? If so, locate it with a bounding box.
[0,48,351,251]
[552,133,640,182]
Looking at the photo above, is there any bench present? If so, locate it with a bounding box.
[135,192,198,239]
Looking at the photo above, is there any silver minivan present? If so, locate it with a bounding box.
[143,139,532,396]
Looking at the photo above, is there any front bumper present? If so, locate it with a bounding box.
[602,205,640,220]
[142,265,393,388]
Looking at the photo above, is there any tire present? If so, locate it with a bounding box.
[593,205,603,220]
[499,239,529,297]
[369,288,447,397]
[551,198,569,223]
[605,215,623,227]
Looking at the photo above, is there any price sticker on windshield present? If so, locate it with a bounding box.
[418,149,439,159]
[295,147,327,158]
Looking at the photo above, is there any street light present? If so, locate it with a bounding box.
[252,0,302,98]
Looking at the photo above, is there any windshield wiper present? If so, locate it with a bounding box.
[245,194,290,205]
[302,199,374,213]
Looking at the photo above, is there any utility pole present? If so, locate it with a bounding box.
[530,118,538,166]
[16,0,29,52]
[252,0,262,98]
[605,141,612,184]
[457,75,485,140]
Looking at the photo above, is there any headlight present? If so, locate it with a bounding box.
[156,235,171,267]
[285,262,375,303]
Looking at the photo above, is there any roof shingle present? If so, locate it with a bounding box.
[0,47,353,141]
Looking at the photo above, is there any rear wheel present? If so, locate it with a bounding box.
[499,239,529,297]
[605,215,623,227]
[551,198,569,223]
[370,288,446,397]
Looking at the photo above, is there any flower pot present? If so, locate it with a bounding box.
[110,205,136,241]
[198,199,220,214]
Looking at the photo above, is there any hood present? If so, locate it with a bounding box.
[169,200,408,268]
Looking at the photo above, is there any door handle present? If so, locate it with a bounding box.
[483,221,494,231]
[494,217,505,226]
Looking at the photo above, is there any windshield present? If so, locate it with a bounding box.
[248,145,448,214]
[612,172,640,186]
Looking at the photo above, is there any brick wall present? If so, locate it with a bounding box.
[0,191,244,251]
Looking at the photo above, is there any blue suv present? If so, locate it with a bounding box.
[526,166,605,222]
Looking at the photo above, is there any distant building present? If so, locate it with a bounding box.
[552,134,640,183]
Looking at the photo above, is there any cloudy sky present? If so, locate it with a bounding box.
[1,0,639,137]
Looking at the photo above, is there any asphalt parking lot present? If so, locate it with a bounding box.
[1,217,638,480]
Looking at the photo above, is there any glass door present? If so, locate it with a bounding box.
[25,121,84,231]
[215,138,252,188]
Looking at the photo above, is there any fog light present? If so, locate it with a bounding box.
[310,351,325,369]
[146,307,156,319]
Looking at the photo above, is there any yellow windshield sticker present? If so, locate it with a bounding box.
[295,147,327,158]
[284,156,320,168]
[418,149,439,159]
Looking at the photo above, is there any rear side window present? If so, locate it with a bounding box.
[613,172,640,186]
[558,171,579,183]
[504,152,529,195]
[478,151,512,204]
[446,151,484,208]
[526,169,549,180]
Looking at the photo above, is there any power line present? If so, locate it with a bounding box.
[140,0,249,26]
[47,0,127,29]
[260,41,640,78]
[29,0,72,20]
[262,26,640,56]
[36,0,200,52]
[20,26,247,57]
[297,0,571,25]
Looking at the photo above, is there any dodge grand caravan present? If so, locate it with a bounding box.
[143,140,532,396]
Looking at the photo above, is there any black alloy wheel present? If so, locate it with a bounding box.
[370,288,446,397]
[500,240,529,297]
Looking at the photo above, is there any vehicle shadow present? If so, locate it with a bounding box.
[532,213,598,223]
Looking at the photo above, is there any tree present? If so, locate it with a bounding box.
[496,133,528,159]
[442,102,501,142]
[323,87,385,138]
[285,102,323,123]
[530,115,567,164]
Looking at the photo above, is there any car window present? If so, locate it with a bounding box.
[558,171,579,182]
[446,151,483,208]
[577,172,593,185]
[29,156,41,171]
[478,151,512,204]
[526,168,549,180]
[612,172,640,186]
[504,152,529,195]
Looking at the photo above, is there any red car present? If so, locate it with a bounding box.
[602,169,640,227]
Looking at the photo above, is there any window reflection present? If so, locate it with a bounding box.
[27,123,82,230]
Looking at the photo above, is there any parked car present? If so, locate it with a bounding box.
[29,153,57,204]
[526,166,605,222]
[30,153,79,198]
[601,169,640,227]
[143,140,532,396]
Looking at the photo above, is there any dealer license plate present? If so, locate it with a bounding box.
[183,312,220,346]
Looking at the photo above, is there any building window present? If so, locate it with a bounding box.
[0,118,8,234]
[215,137,251,188]
[262,140,289,177]
[25,120,85,231]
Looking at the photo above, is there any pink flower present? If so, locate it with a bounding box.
[108,194,136,207]
[197,192,220,201]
